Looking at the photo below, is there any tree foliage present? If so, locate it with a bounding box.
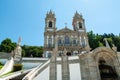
[0,38,43,57]
[0,38,16,53]
[88,31,120,51]
[22,45,43,57]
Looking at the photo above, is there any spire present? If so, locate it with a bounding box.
[49,9,53,14]
[46,10,55,18]
[74,11,83,19]
[75,11,79,15]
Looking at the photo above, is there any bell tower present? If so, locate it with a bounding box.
[44,10,56,57]
[72,11,90,51]
[72,11,86,32]
[45,10,56,32]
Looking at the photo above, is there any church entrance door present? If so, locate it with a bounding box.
[66,52,71,56]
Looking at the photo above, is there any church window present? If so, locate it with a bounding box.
[65,36,70,45]
[81,37,85,47]
[58,39,62,45]
[48,38,52,47]
[49,21,52,28]
[78,22,82,29]
[73,39,77,44]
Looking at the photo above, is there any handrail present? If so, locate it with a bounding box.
[22,59,50,80]
[0,57,14,76]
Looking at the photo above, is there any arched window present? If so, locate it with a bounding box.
[65,36,70,45]
[58,39,62,45]
[49,21,52,28]
[78,22,82,28]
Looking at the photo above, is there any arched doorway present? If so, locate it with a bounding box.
[99,60,118,80]
[67,52,71,56]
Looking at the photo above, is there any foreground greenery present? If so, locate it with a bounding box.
[0,31,120,57]
[0,61,3,69]
[0,65,3,69]
[13,64,23,72]
[0,71,13,77]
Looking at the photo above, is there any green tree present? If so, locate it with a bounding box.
[98,41,104,47]
[88,31,99,50]
[22,45,43,57]
[0,38,16,53]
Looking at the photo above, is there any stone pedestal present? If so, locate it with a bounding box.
[49,56,57,80]
[62,56,70,80]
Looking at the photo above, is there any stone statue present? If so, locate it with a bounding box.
[104,38,110,48]
[13,37,22,64]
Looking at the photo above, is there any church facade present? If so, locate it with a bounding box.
[44,10,90,57]
[21,11,120,80]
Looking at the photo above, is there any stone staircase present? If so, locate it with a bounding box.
[9,72,29,80]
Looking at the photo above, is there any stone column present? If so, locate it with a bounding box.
[79,54,90,80]
[62,48,70,80]
[49,48,57,80]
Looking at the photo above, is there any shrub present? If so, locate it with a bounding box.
[0,62,2,65]
[13,64,23,72]
[0,65,3,69]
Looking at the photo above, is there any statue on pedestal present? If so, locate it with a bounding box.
[13,37,22,64]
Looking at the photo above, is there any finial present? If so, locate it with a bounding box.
[49,9,52,14]
[75,11,78,14]
[18,37,22,45]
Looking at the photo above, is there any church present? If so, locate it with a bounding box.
[41,10,120,80]
[14,10,120,80]
[44,10,90,58]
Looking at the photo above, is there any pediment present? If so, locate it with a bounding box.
[57,27,74,33]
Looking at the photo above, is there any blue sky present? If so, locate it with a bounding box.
[0,0,120,46]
